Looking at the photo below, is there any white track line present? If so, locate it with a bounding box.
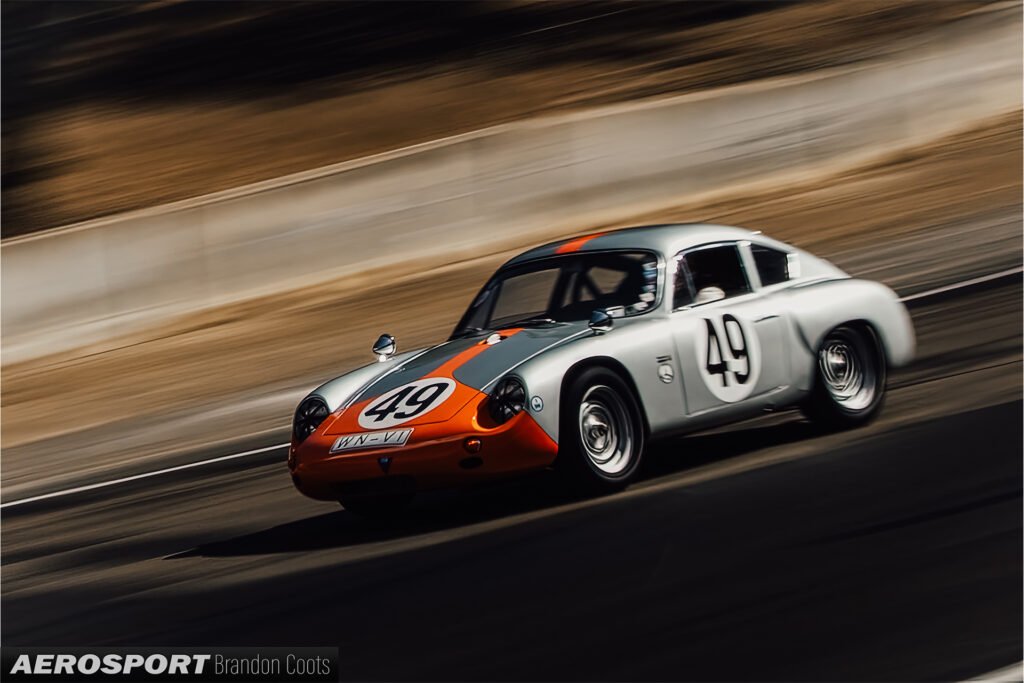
[0,443,288,509]
[2,266,1021,510]
[965,661,1024,682]
[899,266,1022,302]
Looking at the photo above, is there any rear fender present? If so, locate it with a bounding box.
[787,279,915,390]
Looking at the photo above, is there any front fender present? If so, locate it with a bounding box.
[510,318,680,445]
[307,348,427,411]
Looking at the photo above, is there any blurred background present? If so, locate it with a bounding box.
[1,0,999,232]
[1,3,1021,676]
[2,0,1019,488]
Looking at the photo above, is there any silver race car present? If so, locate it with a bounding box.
[289,224,915,514]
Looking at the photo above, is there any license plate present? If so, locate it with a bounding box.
[330,428,413,453]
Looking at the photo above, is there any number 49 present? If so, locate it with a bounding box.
[704,314,750,386]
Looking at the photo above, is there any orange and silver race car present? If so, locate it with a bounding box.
[289,224,914,515]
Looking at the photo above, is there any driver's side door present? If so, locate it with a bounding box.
[668,242,790,419]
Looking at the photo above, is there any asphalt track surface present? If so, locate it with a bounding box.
[2,276,1021,680]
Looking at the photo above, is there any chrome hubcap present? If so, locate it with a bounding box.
[579,385,633,475]
[819,335,876,411]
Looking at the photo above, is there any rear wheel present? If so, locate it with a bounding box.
[557,367,645,494]
[802,324,886,428]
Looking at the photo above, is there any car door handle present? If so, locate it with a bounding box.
[753,313,779,322]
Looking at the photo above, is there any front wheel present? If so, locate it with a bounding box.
[802,324,886,429]
[557,367,645,494]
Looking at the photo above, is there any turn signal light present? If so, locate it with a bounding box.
[463,438,482,453]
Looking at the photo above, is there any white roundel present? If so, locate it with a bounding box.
[694,313,761,403]
[358,378,457,429]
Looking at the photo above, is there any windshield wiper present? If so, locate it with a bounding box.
[510,317,558,327]
[457,317,558,338]
[452,326,489,339]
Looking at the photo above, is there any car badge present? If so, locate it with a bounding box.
[378,456,392,473]
[658,364,675,383]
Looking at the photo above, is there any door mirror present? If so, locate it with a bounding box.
[372,334,396,361]
[693,286,726,305]
[589,309,613,334]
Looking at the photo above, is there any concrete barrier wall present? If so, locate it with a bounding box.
[2,15,1020,364]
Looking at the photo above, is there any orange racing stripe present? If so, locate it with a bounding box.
[427,328,523,378]
[555,232,605,254]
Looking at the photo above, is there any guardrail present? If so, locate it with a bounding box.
[2,14,1020,364]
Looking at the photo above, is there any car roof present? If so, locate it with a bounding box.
[504,223,761,268]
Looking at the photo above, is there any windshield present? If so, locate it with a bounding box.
[452,251,660,338]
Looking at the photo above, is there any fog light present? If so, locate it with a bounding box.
[463,437,482,453]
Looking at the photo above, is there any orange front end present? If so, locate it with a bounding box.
[289,389,558,501]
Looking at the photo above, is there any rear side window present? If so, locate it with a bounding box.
[683,245,751,299]
[751,244,791,286]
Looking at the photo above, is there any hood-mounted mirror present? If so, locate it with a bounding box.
[373,334,396,362]
[589,309,613,334]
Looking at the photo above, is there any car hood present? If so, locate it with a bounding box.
[362,322,591,397]
[323,322,589,432]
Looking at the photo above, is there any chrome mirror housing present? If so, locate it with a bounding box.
[373,334,396,362]
[589,309,613,334]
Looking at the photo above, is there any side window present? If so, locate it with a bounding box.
[682,244,751,300]
[751,244,791,286]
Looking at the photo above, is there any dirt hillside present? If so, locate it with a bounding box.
[1,0,996,234]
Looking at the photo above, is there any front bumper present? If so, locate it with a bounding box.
[289,393,558,501]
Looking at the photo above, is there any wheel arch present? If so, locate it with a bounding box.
[819,319,887,364]
[559,356,652,438]
[800,318,889,427]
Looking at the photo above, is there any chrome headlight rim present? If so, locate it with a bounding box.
[488,376,527,425]
[294,396,330,442]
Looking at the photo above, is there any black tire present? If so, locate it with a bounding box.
[556,366,645,494]
[801,324,886,429]
[338,491,414,518]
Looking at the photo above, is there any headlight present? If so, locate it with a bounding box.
[294,396,329,441]
[488,377,526,424]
